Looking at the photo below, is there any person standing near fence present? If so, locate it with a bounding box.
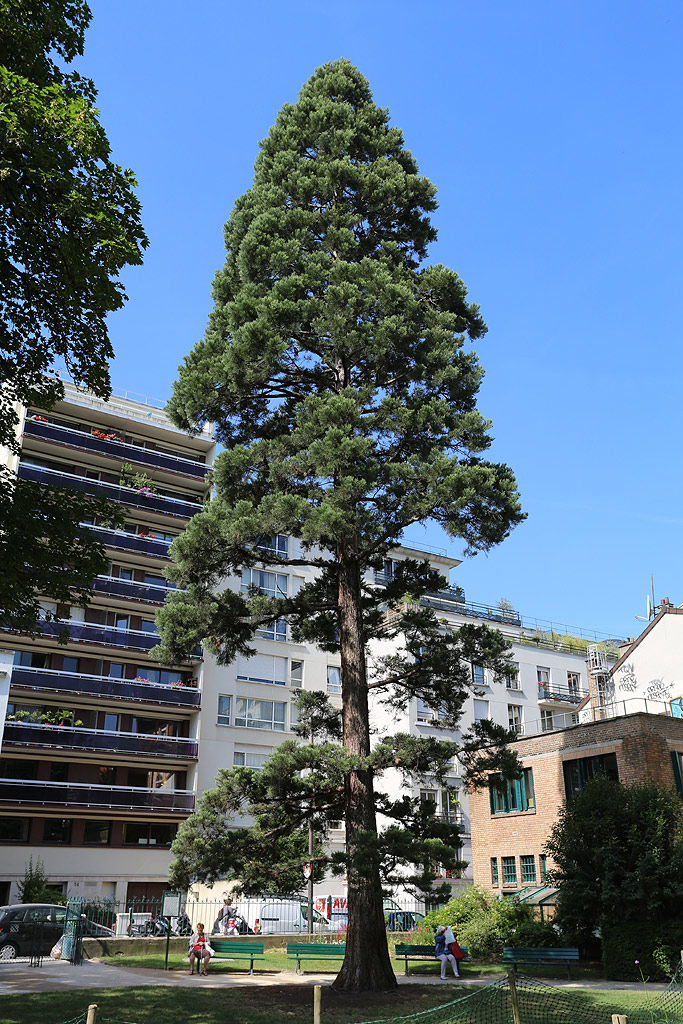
[213,898,236,935]
[435,925,459,979]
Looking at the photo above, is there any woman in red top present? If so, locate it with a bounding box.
[188,922,211,975]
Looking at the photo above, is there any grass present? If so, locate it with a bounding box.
[1,985,673,1024]
[98,947,605,981]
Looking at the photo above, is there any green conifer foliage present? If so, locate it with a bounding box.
[157,60,524,991]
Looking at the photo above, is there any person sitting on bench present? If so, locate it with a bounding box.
[189,923,213,975]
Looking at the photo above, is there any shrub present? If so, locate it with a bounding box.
[414,887,558,959]
[17,857,67,905]
[602,921,683,981]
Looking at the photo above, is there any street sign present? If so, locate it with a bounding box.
[303,863,312,879]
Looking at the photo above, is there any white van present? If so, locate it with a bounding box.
[238,899,329,935]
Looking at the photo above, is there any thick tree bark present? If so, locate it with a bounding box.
[332,555,397,991]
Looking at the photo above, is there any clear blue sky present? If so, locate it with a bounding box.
[80,0,682,640]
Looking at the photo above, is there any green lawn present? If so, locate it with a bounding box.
[99,947,605,981]
[1,986,670,1024]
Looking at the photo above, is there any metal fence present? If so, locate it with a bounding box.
[79,895,434,938]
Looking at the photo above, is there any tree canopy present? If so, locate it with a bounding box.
[156,59,523,991]
[0,0,145,627]
[545,776,683,977]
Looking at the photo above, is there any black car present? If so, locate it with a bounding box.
[0,903,114,959]
[0,903,68,960]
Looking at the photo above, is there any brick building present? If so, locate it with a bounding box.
[469,712,683,893]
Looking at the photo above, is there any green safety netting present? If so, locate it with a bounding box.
[351,966,683,1024]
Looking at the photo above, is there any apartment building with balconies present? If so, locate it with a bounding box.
[0,383,214,906]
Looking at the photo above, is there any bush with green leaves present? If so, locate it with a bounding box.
[414,887,558,959]
[17,857,67,905]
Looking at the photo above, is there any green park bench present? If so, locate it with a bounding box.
[503,946,579,980]
[207,938,265,974]
[393,942,468,975]
[286,942,346,974]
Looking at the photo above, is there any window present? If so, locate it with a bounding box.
[256,619,287,643]
[501,664,520,689]
[49,763,68,783]
[234,698,286,731]
[567,671,580,697]
[119,568,133,581]
[143,573,166,587]
[563,752,618,798]
[508,704,523,733]
[521,855,536,883]
[83,820,111,845]
[236,654,288,686]
[376,558,400,583]
[474,699,490,722]
[472,664,485,687]
[241,568,288,599]
[255,535,288,558]
[123,822,177,846]
[416,698,443,723]
[291,661,303,686]
[0,817,30,843]
[99,766,116,785]
[489,768,535,814]
[217,695,231,726]
[42,819,72,844]
[327,666,341,694]
[491,857,499,885]
[0,759,37,780]
[233,750,271,770]
[537,667,550,695]
[62,657,79,674]
[420,789,438,808]
[441,790,460,822]
[502,856,517,885]
[114,614,129,630]
[108,663,124,679]
[541,709,554,732]
[140,619,158,634]
[103,713,119,732]
[540,854,548,880]
[136,666,184,686]
[13,650,49,669]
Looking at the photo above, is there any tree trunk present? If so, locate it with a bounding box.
[332,556,397,992]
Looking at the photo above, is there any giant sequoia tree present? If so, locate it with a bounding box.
[0,0,146,628]
[156,60,524,991]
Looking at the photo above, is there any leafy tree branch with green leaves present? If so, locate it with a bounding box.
[0,0,145,629]
[155,60,523,991]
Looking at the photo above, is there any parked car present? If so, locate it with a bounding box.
[238,899,328,935]
[0,903,114,960]
[0,904,68,960]
[383,898,424,931]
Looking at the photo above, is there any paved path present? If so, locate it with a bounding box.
[0,958,672,995]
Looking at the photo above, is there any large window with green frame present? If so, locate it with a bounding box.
[489,768,535,814]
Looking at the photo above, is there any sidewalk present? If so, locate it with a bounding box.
[0,958,671,996]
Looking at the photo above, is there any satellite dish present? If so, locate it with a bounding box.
[646,595,652,619]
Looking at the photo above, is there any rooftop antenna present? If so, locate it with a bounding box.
[635,575,656,622]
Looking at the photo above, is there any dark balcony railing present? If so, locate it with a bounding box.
[85,525,171,559]
[19,463,203,520]
[0,778,195,812]
[24,418,209,480]
[2,721,198,758]
[538,686,585,705]
[38,618,161,652]
[92,575,176,605]
[10,666,201,708]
